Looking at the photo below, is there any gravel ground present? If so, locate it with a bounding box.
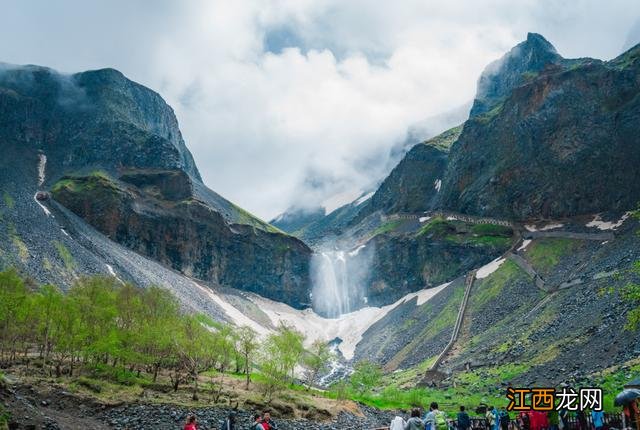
[1,382,397,430]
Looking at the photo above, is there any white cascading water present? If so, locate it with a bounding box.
[311,244,373,318]
[312,251,351,318]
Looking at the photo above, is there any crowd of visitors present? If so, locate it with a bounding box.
[389,403,616,430]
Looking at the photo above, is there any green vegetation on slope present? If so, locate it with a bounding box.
[53,241,75,270]
[621,208,640,330]
[417,217,451,237]
[525,238,579,271]
[593,358,640,412]
[423,124,464,152]
[230,202,286,234]
[470,259,521,308]
[2,191,14,210]
[475,101,505,124]
[7,223,29,262]
[51,171,119,195]
[418,218,514,249]
[339,362,530,414]
[373,219,403,236]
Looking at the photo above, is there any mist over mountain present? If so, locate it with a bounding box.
[0,63,311,308]
[1,30,639,428]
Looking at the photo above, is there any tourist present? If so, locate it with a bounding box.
[499,407,510,430]
[220,411,236,430]
[492,406,500,430]
[405,408,426,430]
[548,409,559,430]
[576,410,587,430]
[457,406,471,430]
[519,411,531,430]
[486,406,496,430]
[391,415,407,430]
[424,404,435,430]
[184,415,197,430]
[456,406,471,430]
[262,410,278,430]
[430,402,448,430]
[591,409,604,430]
[253,413,264,430]
[558,409,568,430]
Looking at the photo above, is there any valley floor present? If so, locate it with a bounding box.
[0,364,395,430]
[2,354,638,429]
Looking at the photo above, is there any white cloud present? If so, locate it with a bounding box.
[1,0,639,219]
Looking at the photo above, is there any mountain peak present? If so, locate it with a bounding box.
[524,32,557,53]
[470,33,562,116]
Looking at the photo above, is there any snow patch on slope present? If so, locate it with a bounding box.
[586,212,631,230]
[191,281,270,336]
[105,264,124,284]
[207,281,450,360]
[37,153,47,186]
[249,281,449,360]
[540,223,563,231]
[355,191,375,206]
[348,244,366,257]
[476,257,506,279]
[33,193,52,217]
[517,239,532,252]
[525,223,563,232]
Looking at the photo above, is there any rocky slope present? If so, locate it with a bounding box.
[356,216,640,388]
[0,63,311,307]
[438,36,640,219]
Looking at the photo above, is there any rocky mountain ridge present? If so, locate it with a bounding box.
[0,63,311,307]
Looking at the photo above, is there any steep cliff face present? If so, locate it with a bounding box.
[51,170,311,306]
[0,64,200,183]
[439,40,640,219]
[360,217,512,305]
[0,64,312,307]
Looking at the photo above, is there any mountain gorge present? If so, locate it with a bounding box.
[1,31,639,394]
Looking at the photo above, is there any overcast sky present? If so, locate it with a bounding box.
[1,1,639,220]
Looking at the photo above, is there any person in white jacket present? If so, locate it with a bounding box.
[391,416,407,430]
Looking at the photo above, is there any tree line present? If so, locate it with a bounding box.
[0,269,336,401]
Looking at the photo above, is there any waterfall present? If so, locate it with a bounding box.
[311,245,373,318]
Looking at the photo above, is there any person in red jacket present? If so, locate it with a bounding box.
[529,411,541,430]
[519,411,531,430]
[184,415,197,430]
[261,410,278,430]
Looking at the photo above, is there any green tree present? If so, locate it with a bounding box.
[68,276,119,367]
[236,326,258,389]
[49,294,83,376]
[175,315,216,400]
[0,269,30,361]
[349,360,382,395]
[138,286,181,382]
[259,324,305,401]
[33,284,63,366]
[303,340,332,388]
